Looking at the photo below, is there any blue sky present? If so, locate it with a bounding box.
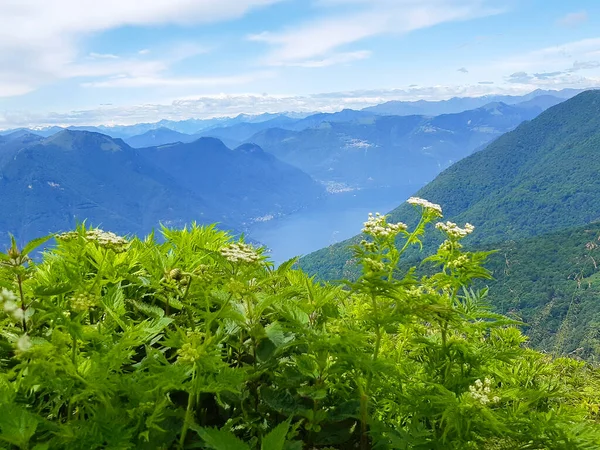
[0,0,599,128]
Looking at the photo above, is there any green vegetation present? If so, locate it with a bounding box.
[483,223,600,358]
[2,200,600,449]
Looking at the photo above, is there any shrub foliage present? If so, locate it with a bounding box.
[1,200,600,449]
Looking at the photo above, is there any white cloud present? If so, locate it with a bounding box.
[81,71,276,88]
[489,38,600,77]
[0,83,567,129]
[0,0,284,97]
[271,50,372,67]
[557,11,588,28]
[88,52,120,59]
[248,0,503,66]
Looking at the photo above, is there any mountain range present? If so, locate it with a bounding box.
[362,88,584,116]
[0,131,323,244]
[0,88,583,144]
[0,87,586,256]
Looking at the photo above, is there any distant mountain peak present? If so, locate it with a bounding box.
[43,129,127,152]
[189,136,231,151]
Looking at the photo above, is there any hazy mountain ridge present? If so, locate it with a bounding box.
[0,130,323,244]
[361,88,585,116]
[245,101,545,193]
[0,88,580,142]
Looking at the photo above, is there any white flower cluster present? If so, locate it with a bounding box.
[407,197,443,216]
[436,221,475,239]
[438,240,453,252]
[360,240,377,252]
[446,254,469,270]
[362,213,407,238]
[220,243,261,263]
[58,229,129,252]
[1,288,24,321]
[363,257,386,272]
[468,378,500,405]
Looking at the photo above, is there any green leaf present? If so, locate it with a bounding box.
[22,235,53,257]
[261,418,291,450]
[32,443,50,450]
[34,282,73,296]
[0,405,39,449]
[276,257,299,275]
[196,427,250,450]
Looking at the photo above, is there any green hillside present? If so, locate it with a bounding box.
[483,223,600,357]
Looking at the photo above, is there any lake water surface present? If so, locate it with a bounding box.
[248,186,419,264]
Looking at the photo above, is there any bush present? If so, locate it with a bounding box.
[1,200,600,449]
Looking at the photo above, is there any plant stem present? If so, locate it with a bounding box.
[17,273,27,333]
[359,382,369,450]
[371,293,381,362]
[179,373,197,449]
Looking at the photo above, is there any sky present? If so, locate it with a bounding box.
[0,0,599,128]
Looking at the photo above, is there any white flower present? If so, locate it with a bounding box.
[57,229,129,252]
[70,292,98,312]
[11,308,25,320]
[362,212,407,238]
[0,288,17,303]
[436,221,475,239]
[468,378,499,405]
[446,254,469,270]
[220,243,261,263]
[16,334,31,352]
[364,258,386,272]
[407,197,443,216]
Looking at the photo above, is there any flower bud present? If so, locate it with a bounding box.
[7,246,20,259]
[169,268,182,281]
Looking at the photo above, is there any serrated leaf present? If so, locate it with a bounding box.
[261,418,291,450]
[196,427,250,450]
[0,404,39,448]
[22,235,53,257]
[128,299,165,319]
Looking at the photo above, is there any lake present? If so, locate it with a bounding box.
[247,186,419,264]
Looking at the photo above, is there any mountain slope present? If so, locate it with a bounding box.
[125,127,195,148]
[481,222,600,357]
[140,138,324,225]
[0,130,211,242]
